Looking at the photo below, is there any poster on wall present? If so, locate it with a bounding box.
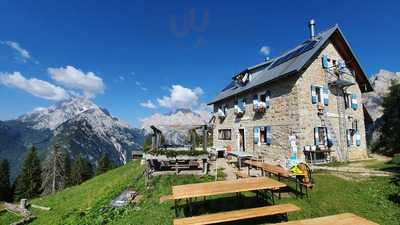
[287,135,298,168]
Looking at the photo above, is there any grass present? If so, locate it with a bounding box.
[0,211,21,225]
[0,160,399,225]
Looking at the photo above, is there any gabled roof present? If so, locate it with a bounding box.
[208,25,373,105]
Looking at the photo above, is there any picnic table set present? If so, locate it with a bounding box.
[163,150,378,225]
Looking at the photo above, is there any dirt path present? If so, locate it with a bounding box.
[313,154,396,180]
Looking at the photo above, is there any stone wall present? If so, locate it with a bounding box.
[295,41,368,161]
[211,40,369,164]
[213,75,301,166]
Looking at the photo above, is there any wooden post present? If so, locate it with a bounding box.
[202,125,207,152]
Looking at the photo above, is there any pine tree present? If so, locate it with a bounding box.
[379,82,400,155]
[64,151,72,187]
[71,154,93,185]
[41,145,67,195]
[96,153,111,175]
[14,146,42,200]
[0,159,11,201]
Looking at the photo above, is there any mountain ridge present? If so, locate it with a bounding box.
[0,97,145,179]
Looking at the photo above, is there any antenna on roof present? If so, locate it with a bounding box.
[308,19,316,40]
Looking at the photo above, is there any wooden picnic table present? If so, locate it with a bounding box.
[172,177,286,215]
[244,160,292,178]
[275,213,378,225]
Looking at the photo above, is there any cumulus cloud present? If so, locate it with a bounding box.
[157,85,203,109]
[140,100,157,109]
[0,72,69,101]
[259,46,271,56]
[47,65,105,98]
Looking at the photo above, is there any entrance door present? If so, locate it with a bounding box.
[238,129,245,151]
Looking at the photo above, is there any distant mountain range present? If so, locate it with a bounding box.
[0,98,145,179]
[141,108,209,146]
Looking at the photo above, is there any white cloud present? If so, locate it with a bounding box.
[1,41,38,63]
[135,81,147,91]
[259,46,271,56]
[47,65,105,98]
[157,85,203,109]
[0,72,69,101]
[140,100,157,109]
[119,76,125,81]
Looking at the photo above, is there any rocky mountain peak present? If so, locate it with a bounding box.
[18,97,99,130]
[363,69,399,121]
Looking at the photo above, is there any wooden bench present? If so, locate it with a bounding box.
[174,203,300,225]
[275,213,378,225]
[245,160,314,198]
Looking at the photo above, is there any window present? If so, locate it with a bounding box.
[344,93,352,109]
[253,126,271,145]
[315,86,322,103]
[260,93,266,102]
[347,120,361,147]
[218,129,231,140]
[311,85,329,106]
[314,127,328,146]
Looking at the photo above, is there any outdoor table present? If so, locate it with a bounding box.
[172,177,286,216]
[227,151,253,169]
[276,213,378,225]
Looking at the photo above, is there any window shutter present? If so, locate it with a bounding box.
[326,128,334,147]
[314,127,319,146]
[311,85,317,104]
[322,55,330,69]
[253,127,260,144]
[265,91,271,108]
[355,131,361,146]
[266,126,272,145]
[351,94,358,110]
[323,86,329,106]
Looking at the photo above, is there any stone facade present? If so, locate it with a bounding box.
[211,40,369,166]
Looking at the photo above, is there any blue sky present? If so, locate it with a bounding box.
[0,0,399,127]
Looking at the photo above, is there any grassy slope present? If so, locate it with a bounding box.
[0,211,21,225]
[1,160,399,225]
[29,161,144,225]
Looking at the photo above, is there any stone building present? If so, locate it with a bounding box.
[208,21,373,166]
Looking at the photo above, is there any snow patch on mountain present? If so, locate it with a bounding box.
[19,97,98,130]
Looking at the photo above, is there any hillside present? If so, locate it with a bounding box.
[1,160,398,225]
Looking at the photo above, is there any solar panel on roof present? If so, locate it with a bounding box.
[221,81,236,91]
[269,40,318,69]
